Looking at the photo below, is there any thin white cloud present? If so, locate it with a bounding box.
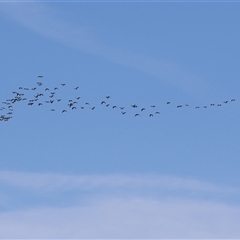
[0,171,240,238]
[0,170,238,195]
[0,197,240,238]
[0,2,211,97]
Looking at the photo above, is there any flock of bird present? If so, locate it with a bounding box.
[0,76,237,122]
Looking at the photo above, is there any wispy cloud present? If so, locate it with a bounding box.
[0,171,240,238]
[0,170,238,195]
[0,2,211,97]
[0,196,240,238]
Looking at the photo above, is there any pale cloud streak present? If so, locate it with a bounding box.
[0,171,240,238]
[0,170,238,195]
[0,197,240,238]
[0,2,212,97]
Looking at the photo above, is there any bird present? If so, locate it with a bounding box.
[231,99,236,102]
[141,108,145,111]
[135,114,140,117]
[106,96,110,99]
[151,105,155,108]
[76,97,81,100]
[155,112,160,114]
[38,103,42,106]
[121,111,126,115]
[167,102,170,104]
[101,101,106,105]
[74,86,79,90]
[72,107,77,110]
[38,75,43,78]
[45,88,49,91]
[112,106,117,109]
[149,114,154,117]
[51,109,55,111]
[131,104,137,108]
[62,110,67,113]
[61,84,66,86]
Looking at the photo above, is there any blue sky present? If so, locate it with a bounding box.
[0,1,240,238]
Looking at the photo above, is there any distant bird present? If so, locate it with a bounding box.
[223,101,228,104]
[54,87,58,90]
[45,88,49,91]
[38,103,42,106]
[91,107,95,110]
[121,111,126,115]
[112,106,117,109]
[32,87,37,90]
[185,104,189,107]
[74,86,79,90]
[177,105,182,108]
[61,84,66,86]
[85,102,90,105]
[51,109,55,111]
[28,102,34,106]
[149,114,153,117]
[38,75,43,78]
[106,96,110,99]
[135,114,140,117]
[76,97,81,100]
[72,107,77,110]
[62,110,67,113]
[120,107,124,110]
[231,99,236,102]
[155,112,160,114]
[217,104,222,106]
[203,106,207,108]
[167,102,170,104]
[195,106,200,109]
[141,108,145,111]
[151,105,155,108]
[57,99,61,102]
[131,104,137,108]
[37,82,42,86]
[101,101,106,105]
[210,104,215,106]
